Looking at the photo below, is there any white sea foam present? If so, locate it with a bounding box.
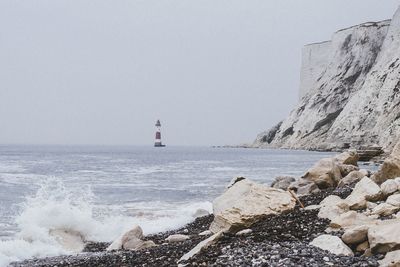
[0,178,212,267]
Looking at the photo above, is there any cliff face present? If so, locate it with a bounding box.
[254,7,400,152]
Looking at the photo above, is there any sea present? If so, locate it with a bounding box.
[0,145,335,266]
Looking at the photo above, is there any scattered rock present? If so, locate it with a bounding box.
[165,234,190,243]
[330,211,374,229]
[345,177,382,210]
[337,171,366,188]
[304,204,320,210]
[302,158,342,189]
[338,164,360,178]
[368,219,400,253]
[235,229,253,236]
[271,176,296,190]
[371,203,400,216]
[334,151,359,166]
[107,225,152,251]
[310,234,354,256]
[372,141,400,184]
[387,194,400,207]
[198,230,212,236]
[341,225,369,245]
[318,195,349,221]
[381,179,399,196]
[210,178,296,233]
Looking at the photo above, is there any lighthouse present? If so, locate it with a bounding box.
[154,120,166,147]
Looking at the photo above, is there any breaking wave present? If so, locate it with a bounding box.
[0,178,212,267]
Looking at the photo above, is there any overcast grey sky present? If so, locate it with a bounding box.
[0,1,399,146]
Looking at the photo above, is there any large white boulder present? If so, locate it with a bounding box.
[345,177,382,210]
[368,219,400,253]
[302,158,342,189]
[210,178,296,233]
[310,234,354,256]
[318,195,349,221]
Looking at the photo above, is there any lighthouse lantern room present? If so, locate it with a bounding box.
[154,120,166,147]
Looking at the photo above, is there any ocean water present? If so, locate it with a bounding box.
[0,145,335,266]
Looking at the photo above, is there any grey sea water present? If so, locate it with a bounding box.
[0,145,334,266]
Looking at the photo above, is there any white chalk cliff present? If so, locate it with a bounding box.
[254,7,400,152]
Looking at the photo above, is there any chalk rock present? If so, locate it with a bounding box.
[345,177,382,210]
[318,195,349,221]
[179,231,224,262]
[372,141,400,184]
[337,171,366,187]
[341,225,369,245]
[288,178,320,196]
[210,178,296,233]
[235,229,253,236]
[198,230,212,236]
[271,176,296,190]
[310,234,354,256]
[107,225,151,251]
[49,229,85,253]
[387,194,400,207]
[304,204,320,210]
[165,234,190,243]
[302,158,342,189]
[368,219,400,253]
[334,151,359,166]
[379,250,400,267]
[381,179,399,196]
[338,164,360,178]
[330,211,375,229]
[371,203,400,216]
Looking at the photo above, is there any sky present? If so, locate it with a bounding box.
[0,0,399,146]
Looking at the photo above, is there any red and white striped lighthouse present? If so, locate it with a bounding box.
[154,120,166,147]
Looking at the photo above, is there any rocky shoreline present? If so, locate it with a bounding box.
[11,187,383,267]
[10,142,400,267]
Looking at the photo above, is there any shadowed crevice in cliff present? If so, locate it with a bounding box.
[302,109,344,139]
